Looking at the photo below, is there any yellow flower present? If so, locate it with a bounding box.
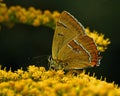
[39,67,46,72]
[29,88,40,95]
[42,16,50,24]
[4,14,9,22]
[0,82,9,88]
[28,65,39,74]
[56,70,64,77]
[16,69,24,75]
[9,6,16,12]
[32,18,40,26]
[2,88,15,96]
[44,10,52,16]
[28,6,36,12]
[19,15,27,23]
[0,3,8,22]
[34,10,42,15]
[32,71,42,80]
[29,12,36,19]
[52,11,60,22]
[21,71,29,79]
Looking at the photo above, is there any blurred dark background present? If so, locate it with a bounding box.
[0,0,120,85]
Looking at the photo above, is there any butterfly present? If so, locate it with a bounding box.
[49,11,101,70]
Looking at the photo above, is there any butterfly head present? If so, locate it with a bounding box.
[48,56,68,70]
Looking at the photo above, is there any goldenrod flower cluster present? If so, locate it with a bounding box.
[0,3,60,29]
[85,28,111,52]
[0,65,119,96]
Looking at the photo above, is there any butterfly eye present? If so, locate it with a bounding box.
[64,63,68,66]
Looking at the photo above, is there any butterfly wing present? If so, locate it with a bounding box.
[52,11,100,69]
[57,41,91,69]
[75,35,100,66]
[52,11,86,60]
[57,35,100,69]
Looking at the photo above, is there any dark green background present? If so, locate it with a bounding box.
[0,0,120,85]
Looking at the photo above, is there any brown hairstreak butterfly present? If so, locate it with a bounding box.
[49,11,101,70]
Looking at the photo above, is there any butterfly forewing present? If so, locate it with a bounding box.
[59,11,86,35]
[52,11,86,60]
[52,22,75,60]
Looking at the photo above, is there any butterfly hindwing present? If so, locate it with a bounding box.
[57,38,91,69]
[75,35,100,66]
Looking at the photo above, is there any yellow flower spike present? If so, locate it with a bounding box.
[0,66,120,95]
